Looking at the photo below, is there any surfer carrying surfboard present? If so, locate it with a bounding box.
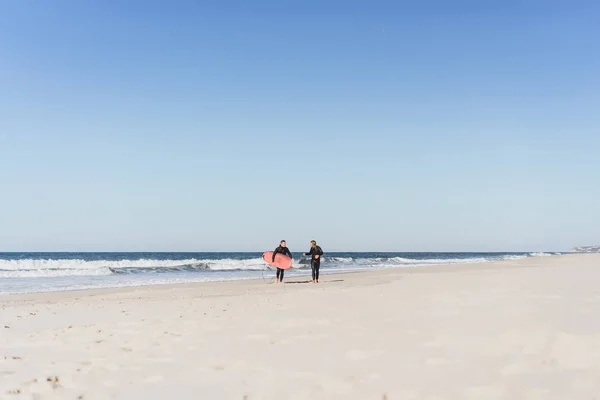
[303,240,324,283]
[272,240,292,283]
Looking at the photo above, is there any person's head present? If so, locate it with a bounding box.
[310,240,317,248]
[280,240,287,247]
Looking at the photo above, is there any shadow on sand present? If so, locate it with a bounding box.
[284,279,345,285]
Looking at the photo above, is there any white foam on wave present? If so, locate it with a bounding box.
[325,257,354,263]
[326,254,527,268]
[0,258,268,278]
[198,258,266,270]
[0,258,204,271]
[389,256,491,265]
[529,252,553,257]
[501,255,529,261]
[0,253,534,280]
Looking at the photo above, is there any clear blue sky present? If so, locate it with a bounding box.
[1,1,598,252]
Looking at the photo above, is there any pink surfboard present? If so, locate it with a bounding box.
[262,251,292,270]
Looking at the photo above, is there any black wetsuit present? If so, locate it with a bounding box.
[306,246,324,281]
[272,245,292,281]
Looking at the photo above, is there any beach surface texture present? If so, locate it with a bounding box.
[1,253,599,399]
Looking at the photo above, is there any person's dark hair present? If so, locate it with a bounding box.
[280,240,286,244]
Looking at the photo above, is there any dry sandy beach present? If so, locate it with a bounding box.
[1,254,599,399]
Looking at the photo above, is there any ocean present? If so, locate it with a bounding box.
[0,252,559,295]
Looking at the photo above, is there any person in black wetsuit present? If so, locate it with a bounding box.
[303,240,323,283]
[272,240,292,283]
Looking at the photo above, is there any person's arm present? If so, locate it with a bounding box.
[272,247,280,262]
[303,248,312,257]
[285,248,292,258]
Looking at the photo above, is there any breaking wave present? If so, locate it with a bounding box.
[0,252,557,281]
[0,258,267,278]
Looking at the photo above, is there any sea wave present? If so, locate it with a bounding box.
[0,253,545,279]
[529,252,554,257]
[291,254,528,269]
[0,258,268,278]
